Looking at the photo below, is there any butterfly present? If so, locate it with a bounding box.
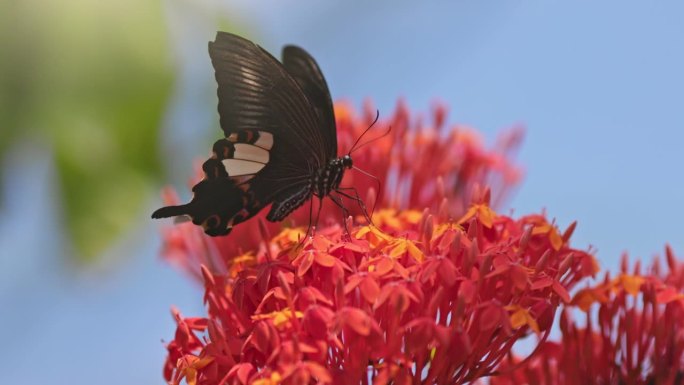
[152,31,371,236]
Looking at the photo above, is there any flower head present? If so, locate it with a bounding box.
[163,195,595,384]
[491,245,684,384]
[156,101,599,384]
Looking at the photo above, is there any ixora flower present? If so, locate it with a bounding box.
[491,246,684,385]
[158,103,597,384]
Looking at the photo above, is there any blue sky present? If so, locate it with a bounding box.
[1,2,683,384]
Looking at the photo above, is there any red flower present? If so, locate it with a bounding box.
[491,245,684,385]
[158,102,597,384]
[157,102,523,281]
[162,193,595,384]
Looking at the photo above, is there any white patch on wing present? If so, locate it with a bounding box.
[225,131,273,150]
[222,159,266,176]
[255,131,273,150]
[233,143,269,164]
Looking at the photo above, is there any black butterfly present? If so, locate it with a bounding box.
[152,31,368,236]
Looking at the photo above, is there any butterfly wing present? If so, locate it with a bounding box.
[153,32,335,234]
[150,176,248,236]
[257,44,339,222]
[211,32,335,221]
[282,45,337,159]
[210,32,330,172]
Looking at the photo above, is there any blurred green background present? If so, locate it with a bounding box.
[1,0,173,260]
[1,1,683,384]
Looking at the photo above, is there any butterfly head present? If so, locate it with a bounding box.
[342,154,353,169]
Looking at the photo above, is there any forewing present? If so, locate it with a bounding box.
[282,45,337,159]
[209,32,329,172]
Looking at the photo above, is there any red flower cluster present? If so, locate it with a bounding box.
[156,95,684,384]
[157,102,523,281]
[163,193,596,385]
[157,102,622,384]
[491,246,684,385]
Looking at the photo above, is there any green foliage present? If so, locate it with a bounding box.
[0,0,172,260]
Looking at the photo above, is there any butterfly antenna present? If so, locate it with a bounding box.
[349,115,392,155]
[349,123,392,154]
[348,109,380,154]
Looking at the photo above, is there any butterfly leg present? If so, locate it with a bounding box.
[294,200,310,249]
[348,166,382,218]
[329,193,351,236]
[336,187,374,226]
[310,196,324,237]
[304,196,315,239]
